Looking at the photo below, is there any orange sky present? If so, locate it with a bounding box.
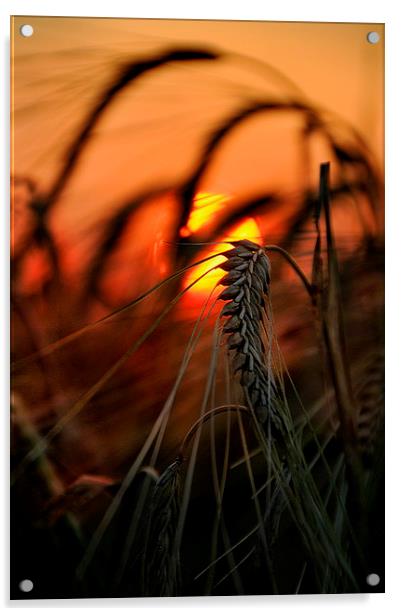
[11,17,384,303]
[11,17,384,150]
[11,17,384,210]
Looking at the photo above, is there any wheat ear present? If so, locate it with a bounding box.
[143,456,183,596]
[218,239,282,433]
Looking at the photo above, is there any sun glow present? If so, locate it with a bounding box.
[183,193,262,300]
[180,192,230,237]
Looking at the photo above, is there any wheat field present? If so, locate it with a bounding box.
[10,18,384,598]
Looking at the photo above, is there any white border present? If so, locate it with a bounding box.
[0,0,393,22]
[1,1,400,614]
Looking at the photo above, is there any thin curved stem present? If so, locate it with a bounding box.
[179,404,250,457]
[264,244,313,296]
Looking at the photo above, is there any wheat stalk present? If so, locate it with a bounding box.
[218,239,282,434]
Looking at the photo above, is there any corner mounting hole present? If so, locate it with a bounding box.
[19,579,34,592]
[366,573,380,587]
[20,24,34,38]
[367,31,380,44]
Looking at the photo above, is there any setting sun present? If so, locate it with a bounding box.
[180,192,230,237]
[183,193,262,300]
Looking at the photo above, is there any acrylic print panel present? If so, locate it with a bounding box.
[10,16,384,599]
